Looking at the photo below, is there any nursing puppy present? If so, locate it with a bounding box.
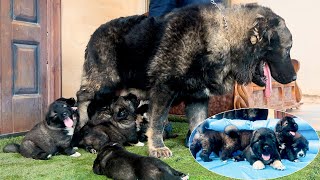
[190,124,253,162]
[93,143,189,180]
[77,3,297,158]
[3,98,80,160]
[234,128,285,170]
[77,94,140,153]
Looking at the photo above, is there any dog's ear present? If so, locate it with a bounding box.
[250,14,266,45]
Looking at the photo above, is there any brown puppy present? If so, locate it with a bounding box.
[190,124,253,162]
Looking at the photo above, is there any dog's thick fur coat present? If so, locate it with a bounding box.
[3,98,79,160]
[77,4,296,157]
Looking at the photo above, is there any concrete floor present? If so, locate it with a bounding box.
[288,95,320,130]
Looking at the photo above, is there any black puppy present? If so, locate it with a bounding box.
[275,116,302,161]
[279,132,309,162]
[76,94,140,153]
[234,128,285,170]
[190,124,253,162]
[3,98,80,160]
[93,143,189,180]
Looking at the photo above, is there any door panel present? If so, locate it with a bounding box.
[0,0,60,136]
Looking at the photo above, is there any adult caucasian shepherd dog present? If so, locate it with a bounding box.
[76,4,296,158]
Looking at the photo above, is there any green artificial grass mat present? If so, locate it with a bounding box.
[0,122,319,180]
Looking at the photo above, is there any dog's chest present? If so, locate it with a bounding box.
[64,127,74,136]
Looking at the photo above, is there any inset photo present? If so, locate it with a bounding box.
[189,108,319,179]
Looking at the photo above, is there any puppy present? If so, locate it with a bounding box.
[3,98,80,160]
[93,143,189,180]
[190,124,253,162]
[135,103,178,142]
[279,132,309,162]
[76,94,140,153]
[234,128,285,170]
[275,116,302,161]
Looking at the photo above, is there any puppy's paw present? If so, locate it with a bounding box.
[271,160,286,170]
[252,160,265,170]
[70,152,81,157]
[131,141,145,147]
[294,159,300,163]
[46,154,52,159]
[181,174,189,180]
[89,149,97,154]
[73,147,79,150]
[149,146,172,158]
[222,160,228,163]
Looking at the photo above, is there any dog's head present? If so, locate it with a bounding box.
[90,93,140,144]
[293,135,309,159]
[46,100,76,129]
[275,116,298,138]
[247,5,296,86]
[93,143,124,175]
[250,127,279,163]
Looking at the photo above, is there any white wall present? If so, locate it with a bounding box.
[259,0,320,95]
[61,0,147,98]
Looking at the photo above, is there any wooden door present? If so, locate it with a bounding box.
[0,0,61,136]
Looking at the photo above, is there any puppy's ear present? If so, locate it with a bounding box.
[250,130,258,146]
[45,110,57,125]
[275,120,283,132]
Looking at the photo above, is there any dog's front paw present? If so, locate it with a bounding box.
[70,152,81,157]
[149,147,172,158]
[270,160,285,170]
[89,149,97,154]
[252,160,265,170]
[294,159,300,162]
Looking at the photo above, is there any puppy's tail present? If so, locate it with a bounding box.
[224,124,239,138]
[3,143,20,153]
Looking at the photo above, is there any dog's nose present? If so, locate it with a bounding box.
[63,112,68,117]
[263,145,270,151]
[294,123,298,127]
[292,75,297,81]
[298,153,304,157]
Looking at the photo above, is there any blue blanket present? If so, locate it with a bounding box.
[190,117,319,179]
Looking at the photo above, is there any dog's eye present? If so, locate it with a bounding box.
[116,109,128,120]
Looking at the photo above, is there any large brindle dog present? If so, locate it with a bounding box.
[77,4,296,158]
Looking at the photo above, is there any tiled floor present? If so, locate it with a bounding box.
[288,95,320,130]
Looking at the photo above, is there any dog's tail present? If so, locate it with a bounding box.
[224,124,239,138]
[3,143,20,153]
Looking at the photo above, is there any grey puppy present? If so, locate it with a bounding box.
[3,98,80,160]
[76,3,296,158]
[93,143,189,180]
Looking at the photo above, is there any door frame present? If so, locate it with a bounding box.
[47,0,62,103]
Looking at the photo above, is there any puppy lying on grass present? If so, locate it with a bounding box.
[93,143,189,180]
